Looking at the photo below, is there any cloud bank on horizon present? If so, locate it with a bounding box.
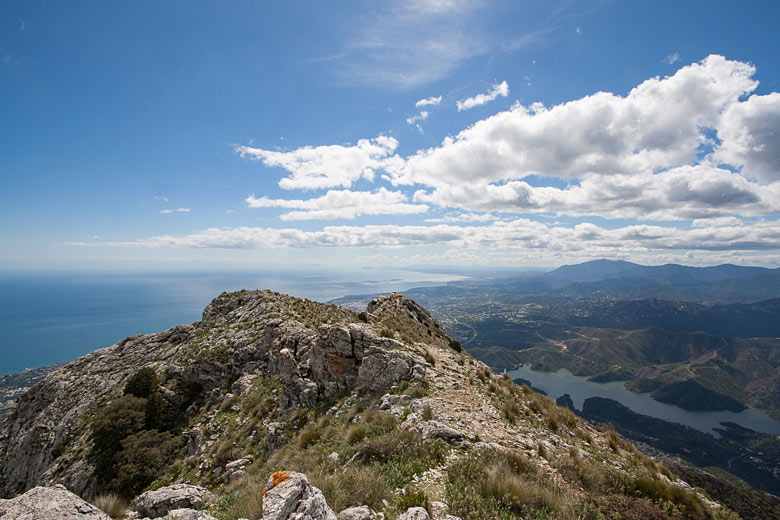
[107,54,780,266]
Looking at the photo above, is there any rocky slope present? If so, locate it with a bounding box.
[0,290,741,519]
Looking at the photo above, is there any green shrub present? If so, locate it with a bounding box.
[357,312,369,323]
[123,368,159,398]
[110,430,181,498]
[448,339,462,352]
[89,395,147,484]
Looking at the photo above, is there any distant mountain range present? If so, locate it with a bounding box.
[535,260,780,303]
[546,259,774,285]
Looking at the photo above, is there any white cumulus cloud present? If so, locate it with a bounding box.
[715,92,780,182]
[236,136,399,190]
[388,56,758,188]
[416,95,442,107]
[406,111,429,125]
[456,80,509,111]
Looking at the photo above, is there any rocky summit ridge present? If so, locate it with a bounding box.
[0,290,739,519]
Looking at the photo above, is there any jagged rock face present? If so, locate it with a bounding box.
[134,483,214,518]
[0,484,110,519]
[262,471,337,520]
[0,290,428,498]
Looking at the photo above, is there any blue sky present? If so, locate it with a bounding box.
[2,0,780,271]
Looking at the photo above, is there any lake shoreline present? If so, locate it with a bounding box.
[508,364,780,436]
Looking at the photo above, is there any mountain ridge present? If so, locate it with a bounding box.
[0,289,742,519]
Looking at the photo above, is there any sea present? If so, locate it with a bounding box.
[0,269,465,376]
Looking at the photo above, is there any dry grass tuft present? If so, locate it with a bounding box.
[502,399,520,424]
[92,494,128,518]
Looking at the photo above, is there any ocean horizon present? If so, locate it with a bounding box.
[0,269,465,376]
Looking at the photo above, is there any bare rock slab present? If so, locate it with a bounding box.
[0,484,110,519]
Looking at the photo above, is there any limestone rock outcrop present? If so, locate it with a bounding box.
[262,471,336,520]
[134,483,214,518]
[0,484,110,519]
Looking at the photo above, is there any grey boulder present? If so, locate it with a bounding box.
[134,484,214,518]
[262,471,336,520]
[397,507,431,520]
[0,484,110,519]
[336,505,377,520]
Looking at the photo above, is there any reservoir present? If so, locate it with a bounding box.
[508,365,780,436]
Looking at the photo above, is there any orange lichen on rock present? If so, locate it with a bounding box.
[327,354,356,375]
[264,470,291,496]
